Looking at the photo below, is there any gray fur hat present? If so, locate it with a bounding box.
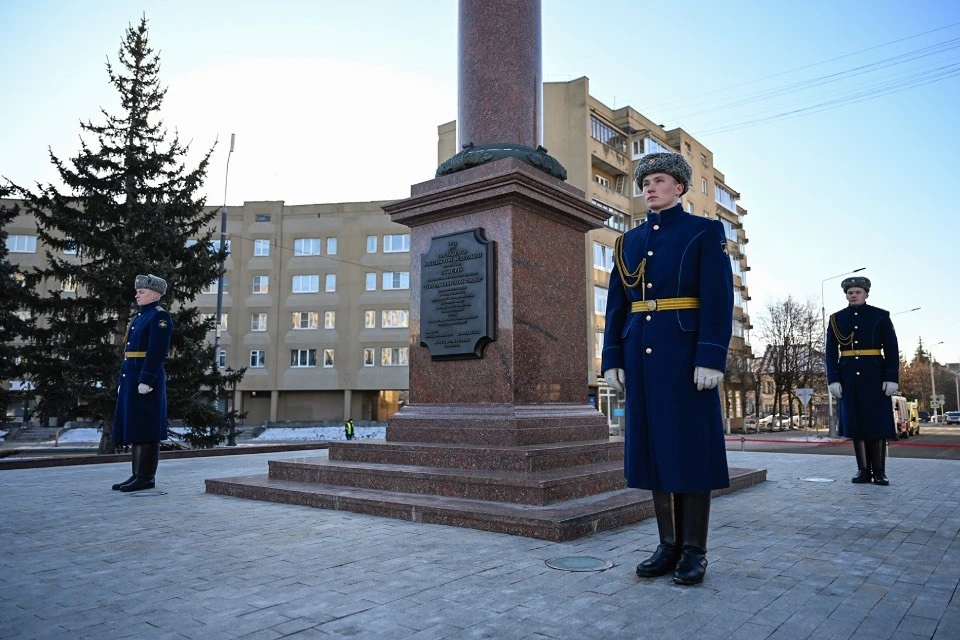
[134,273,168,295]
[841,276,871,292]
[635,152,693,195]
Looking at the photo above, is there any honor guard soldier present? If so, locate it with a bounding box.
[111,274,174,492]
[825,277,899,485]
[601,152,734,585]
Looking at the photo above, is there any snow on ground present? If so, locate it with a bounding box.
[47,428,102,443]
[254,427,386,441]
[0,430,7,439]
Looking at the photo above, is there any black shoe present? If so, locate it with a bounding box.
[636,544,680,578]
[851,471,872,484]
[119,476,155,492]
[673,548,708,585]
[112,475,136,490]
[867,440,889,486]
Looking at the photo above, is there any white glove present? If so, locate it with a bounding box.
[603,368,625,394]
[138,383,153,394]
[882,381,898,396]
[694,366,723,391]
[829,382,842,399]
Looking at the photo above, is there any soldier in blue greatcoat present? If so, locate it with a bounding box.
[111,274,174,492]
[601,152,734,585]
[825,277,899,486]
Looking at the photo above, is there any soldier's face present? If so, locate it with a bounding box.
[135,288,160,306]
[846,287,868,306]
[641,173,684,212]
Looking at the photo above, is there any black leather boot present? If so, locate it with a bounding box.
[120,443,159,492]
[112,445,138,490]
[673,492,710,585]
[851,440,871,483]
[869,440,889,486]
[636,492,681,578]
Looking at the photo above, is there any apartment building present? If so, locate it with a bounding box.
[440,76,754,430]
[2,199,414,426]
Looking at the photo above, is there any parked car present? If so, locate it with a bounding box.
[919,411,931,423]
[945,411,960,425]
[758,414,789,430]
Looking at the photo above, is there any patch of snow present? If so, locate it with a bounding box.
[0,430,7,439]
[254,427,386,441]
[46,428,102,443]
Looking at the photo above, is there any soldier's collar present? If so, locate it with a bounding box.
[647,202,685,226]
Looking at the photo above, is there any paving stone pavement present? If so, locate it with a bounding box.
[1,450,958,640]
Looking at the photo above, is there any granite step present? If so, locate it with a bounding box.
[205,467,767,542]
[266,456,627,505]
[329,439,624,472]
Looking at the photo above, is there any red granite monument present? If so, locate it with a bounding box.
[205,0,765,541]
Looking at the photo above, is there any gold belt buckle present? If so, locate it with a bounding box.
[647,300,657,311]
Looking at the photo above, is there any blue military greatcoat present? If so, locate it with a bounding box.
[113,301,173,445]
[825,303,898,440]
[601,203,734,492]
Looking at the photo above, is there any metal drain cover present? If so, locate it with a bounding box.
[545,556,613,572]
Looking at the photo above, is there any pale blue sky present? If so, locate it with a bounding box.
[2,0,958,365]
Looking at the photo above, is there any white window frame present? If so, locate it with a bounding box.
[294,238,321,256]
[363,348,375,367]
[381,347,409,366]
[325,274,336,292]
[366,235,378,253]
[292,274,320,293]
[211,240,231,255]
[324,311,335,329]
[365,273,377,291]
[250,350,266,368]
[326,237,337,255]
[253,239,270,256]
[292,311,318,330]
[251,313,267,332]
[62,277,78,292]
[593,243,613,272]
[290,348,317,368]
[6,235,37,253]
[594,286,607,315]
[323,348,335,368]
[382,272,410,290]
[364,310,376,328]
[252,275,269,294]
[383,234,410,253]
[218,350,227,368]
[381,309,409,329]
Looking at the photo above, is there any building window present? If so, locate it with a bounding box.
[253,239,270,256]
[200,313,228,330]
[365,273,377,291]
[324,311,335,329]
[326,237,337,255]
[325,274,336,292]
[595,331,604,359]
[292,274,320,293]
[211,240,231,255]
[218,350,227,368]
[250,350,266,368]
[593,243,613,272]
[323,349,335,368]
[252,275,269,294]
[701,178,707,194]
[364,310,376,328]
[381,310,409,328]
[685,142,692,153]
[294,238,321,256]
[363,348,375,367]
[714,184,738,213]
[383,234,410,253]
[589,115,627,154]
[381,347,409,366]
[255,214,271,222]
[201,276,229,295]
[251,313,267,332]
[594,286,607,315]
[700,153,708,167]
[63,237,79,255]
[383,272,410,290]
[592,199,628,233]
[686,202,694,214]
[594,174,611,189]
[720,217,739,243]
[6,235,37,253]
[16,310,31,321]
[290,349,317,368]
[732,317,745,338]
[292,311,318,330]
[366,235,378,253]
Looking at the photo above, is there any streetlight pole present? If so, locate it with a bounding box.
[213,134,235,435]
[928,341,943,421]
[821,267,866,436]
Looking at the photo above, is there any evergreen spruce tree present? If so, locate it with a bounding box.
[10,17,243,451]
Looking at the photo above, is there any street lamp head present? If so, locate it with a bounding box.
[852,267,866,273]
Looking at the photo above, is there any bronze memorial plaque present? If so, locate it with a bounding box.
[420,228,496,360]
